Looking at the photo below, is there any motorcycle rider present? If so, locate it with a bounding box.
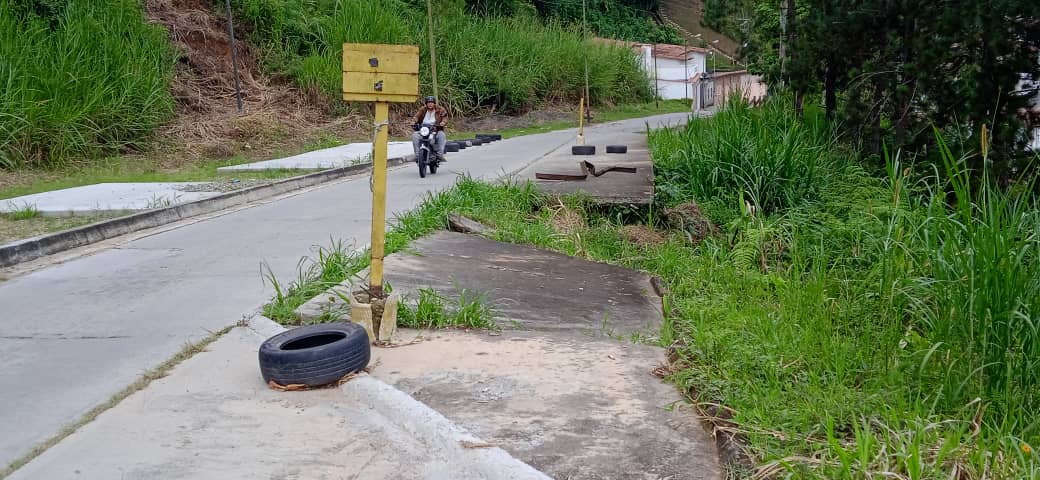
[412,95,448,161]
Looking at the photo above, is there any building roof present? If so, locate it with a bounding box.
[710,69,749,79]
[643,43,709,60]
[591,37,638,48]
[592,38,708,60]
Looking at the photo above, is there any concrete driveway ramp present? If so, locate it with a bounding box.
[372,330,723,480]
[383,231,664,338]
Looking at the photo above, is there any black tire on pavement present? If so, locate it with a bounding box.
[572,145,596,155]
[258,322,370,387]
[430,160,439,174]
[456,141,468,149]
[446,142,460,152]
[470,138,484,146]
[419,150,428,178]
[606,145,628,154]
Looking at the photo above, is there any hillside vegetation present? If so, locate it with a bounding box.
[0,0,175,169]
[235,0,652,115]
[1,0,664,169]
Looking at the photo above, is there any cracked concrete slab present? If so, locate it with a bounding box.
[371,232,722,479]
[383,231,664,338]
[371,329,722,479]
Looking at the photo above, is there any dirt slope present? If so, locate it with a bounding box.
[659,0,739,58]
[143,0,364,163]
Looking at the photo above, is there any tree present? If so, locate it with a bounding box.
[737,0,1039,168]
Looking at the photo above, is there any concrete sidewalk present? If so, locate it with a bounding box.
[0,183,220,217]
[9,321,549,480]
[217,141,414,171]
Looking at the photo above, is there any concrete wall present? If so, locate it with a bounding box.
[656,80,695,100]
[638,47,707,100]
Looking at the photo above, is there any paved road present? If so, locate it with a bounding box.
[0,112,690,469]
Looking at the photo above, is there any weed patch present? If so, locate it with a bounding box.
[397,287,498,330]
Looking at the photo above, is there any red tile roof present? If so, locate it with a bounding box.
[646,43,709,60]
[591,38,709,60]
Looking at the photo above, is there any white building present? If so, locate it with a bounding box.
[634,44,708,100]
[1014,68,1039,151]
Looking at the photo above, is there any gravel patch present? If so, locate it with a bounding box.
[176,179,273,193]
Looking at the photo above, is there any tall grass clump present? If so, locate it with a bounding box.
[237,0,411,98]
[650,97,840,214]
[897,135,1040,428]
[0,1,175,168]
[649,97,1040,477]
[430,15,650,112]
[233,0,651,114]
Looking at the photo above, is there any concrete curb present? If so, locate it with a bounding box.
[343,376,551,480]
[0,156,413,268]
[244,314,550,479]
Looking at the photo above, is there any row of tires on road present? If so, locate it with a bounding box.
[444,133,502,153]
[571,144,628,155]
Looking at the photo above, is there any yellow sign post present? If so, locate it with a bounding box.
[577,96,586,146]
[342,43,419,298]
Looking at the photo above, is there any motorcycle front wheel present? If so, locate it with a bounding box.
[418,149,428,178]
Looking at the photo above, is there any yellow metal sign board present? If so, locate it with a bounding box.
[342,43,419,103]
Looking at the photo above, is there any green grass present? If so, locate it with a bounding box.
[396,286,498,330]
[650,96,838,214]
[0,212,127,245]
[646,97,1040,478]
[0,0,175,168]
[235,0,652,114]
[4,202,38,220]
[537,0,684,44]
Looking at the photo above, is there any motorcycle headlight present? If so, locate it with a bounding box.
[419,126,430,136]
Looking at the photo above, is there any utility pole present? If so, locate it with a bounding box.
[582,0,591,121]
[426,0,439,101]
[779,2,787,89]
[684,39,690,101]
[225,0,243,113]
[653,45,660,108]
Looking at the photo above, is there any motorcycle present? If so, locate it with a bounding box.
[413,124,442,178]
